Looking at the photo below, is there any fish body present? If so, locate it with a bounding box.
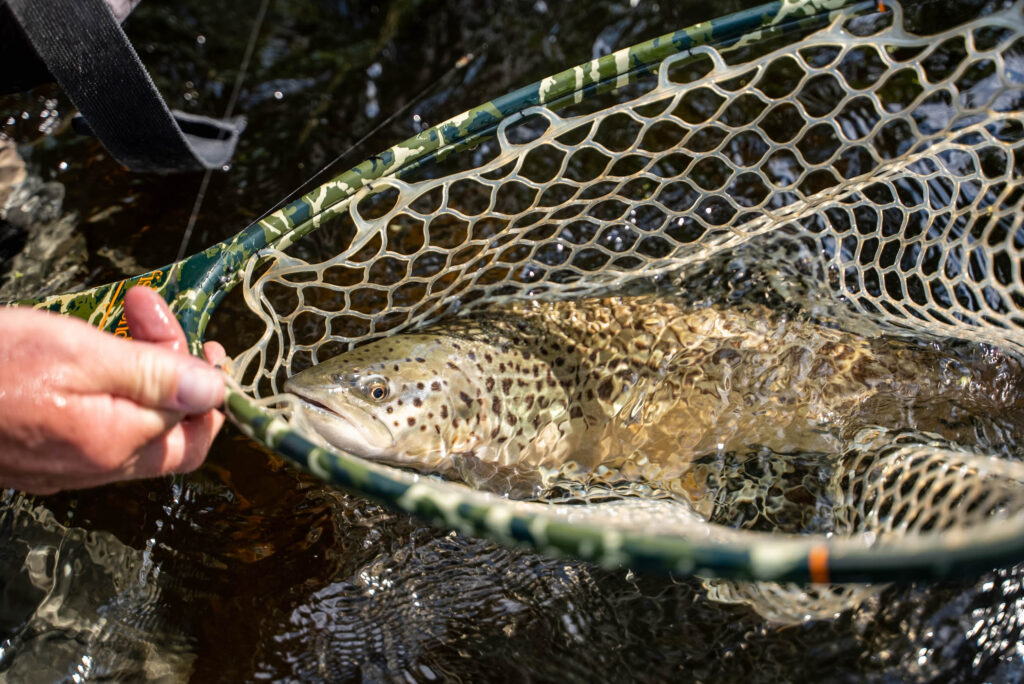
[285,296,1024,488]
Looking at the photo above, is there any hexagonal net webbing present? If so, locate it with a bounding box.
[222,1,1024,602]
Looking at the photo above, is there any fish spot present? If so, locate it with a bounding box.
[413,398,423,407]
[537,396,549,408]
[407,417,416,426]
[468,351,477,361]
[485,377,495,392]
[394,365,400,371]
[397,399,404,406]
[497,436,508,443]
[524,394,535,409]
[554,358,565,367]
[431,381,441,392]
[417,382,425,390]
[393,421,400,427]
[501,378,512,394]
[415,357,425,363]
[435,425,441,434]
[484,353,493,363]
[386,406,394,414]
[492,396,503,414]
[459,391,473,408]
[598,379,614,401]
[440,405,449,419]
[570,406,583,419]
[505,412,517,426]
[420,425,427,431]
[453,418,460,428]
[490,427,500,438]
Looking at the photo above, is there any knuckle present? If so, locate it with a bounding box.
[133,351,176,406]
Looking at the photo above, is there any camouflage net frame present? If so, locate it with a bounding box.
[232,0,1024,585]
[234,0,1024,594]
[18,0,1024,594]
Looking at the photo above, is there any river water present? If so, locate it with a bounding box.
[2,0,1024,681]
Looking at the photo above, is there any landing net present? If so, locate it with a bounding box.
[222,0,1024,607]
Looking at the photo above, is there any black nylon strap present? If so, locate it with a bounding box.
[6,0,245,173]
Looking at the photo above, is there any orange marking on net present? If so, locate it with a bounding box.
[808,545,830,584]
[877,1,885,12]
[98,279,126,331]
[106,271,166,338]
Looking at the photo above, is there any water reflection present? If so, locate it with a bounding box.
[2,0,1024,681]
[0,491,194,682]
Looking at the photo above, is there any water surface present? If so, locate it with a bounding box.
[2,1,1024,681]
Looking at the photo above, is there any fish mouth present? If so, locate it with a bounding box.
[285,383,395,457]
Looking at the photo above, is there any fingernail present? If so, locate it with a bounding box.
[176,366,224,412]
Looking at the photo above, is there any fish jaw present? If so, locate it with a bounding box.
[284,381,396,458]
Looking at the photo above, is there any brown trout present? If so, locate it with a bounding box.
[285,296,1024,488]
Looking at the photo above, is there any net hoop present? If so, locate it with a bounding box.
[220,0,1024,583]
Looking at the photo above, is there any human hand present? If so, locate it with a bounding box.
[0,286,226,493]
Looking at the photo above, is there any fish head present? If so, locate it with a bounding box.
[284,333,491,471]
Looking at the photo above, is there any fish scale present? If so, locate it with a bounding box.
[285,295,1024,494]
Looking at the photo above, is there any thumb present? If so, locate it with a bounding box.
[87,334,226,413]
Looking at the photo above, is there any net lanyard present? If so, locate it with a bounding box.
[5,0,245,173]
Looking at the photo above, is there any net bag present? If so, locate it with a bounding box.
[220,0,1024,593]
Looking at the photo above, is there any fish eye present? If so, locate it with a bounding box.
[365,379,389,402]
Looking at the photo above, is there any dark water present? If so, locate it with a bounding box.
[3,0,1024,681]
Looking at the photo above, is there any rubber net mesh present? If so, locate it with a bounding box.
[227,4,1024,621]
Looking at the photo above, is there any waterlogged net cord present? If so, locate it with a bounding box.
[222,2,1024,582]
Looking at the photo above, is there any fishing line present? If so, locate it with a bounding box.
[176,0,270,262]
[246,49,482,231]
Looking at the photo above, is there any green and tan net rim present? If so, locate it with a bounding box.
[23,0,1024,590]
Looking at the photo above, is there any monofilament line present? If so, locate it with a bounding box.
[176,0,270,263]
[246,50,482,231]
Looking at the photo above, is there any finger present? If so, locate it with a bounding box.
[124,286,187,353]
[203,341,226,366]
[178,409,226,472]
[80,394,185,468]
[127,409,224,479]
[2,475,64,496]
[83,334,225,414]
